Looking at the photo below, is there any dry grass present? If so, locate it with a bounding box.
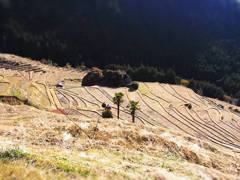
[0,112,239,179]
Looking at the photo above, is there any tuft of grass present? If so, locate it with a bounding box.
[54,157,92,177]
[11,88,22,99]
[0,149,27,161]
[163,151,184,162]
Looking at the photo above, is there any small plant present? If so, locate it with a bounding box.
[102,102,107,108]
[127,100,140,123]
[234,109,240,113]
[180,79,190,87]
[40,59,58,66]
[102,109,113,118]
[184,103,192,110]
[76,62,87,71]
[65,62,72,69]
[217,104,224,109]
[11,88,26,102]
[11,89,21,99]
[113,92,124,119]
[128,81,139,91]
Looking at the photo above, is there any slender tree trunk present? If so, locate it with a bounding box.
[132,111,135,123]
[117,104,120,119]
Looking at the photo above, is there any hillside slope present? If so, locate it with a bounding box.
[1,0,240,69]
[0,54,239,179]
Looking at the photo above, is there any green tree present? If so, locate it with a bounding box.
[113,92,124,119]
[128,101,140,123]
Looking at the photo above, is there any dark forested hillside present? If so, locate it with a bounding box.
[1,0,240,98]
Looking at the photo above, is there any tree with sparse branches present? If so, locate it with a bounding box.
[113,92,124,119]
[128,101,140,123]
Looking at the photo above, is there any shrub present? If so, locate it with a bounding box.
[223,95,232,103]
[40,59,58,66]
[128,81,139,91]
[40,59,53,65]
[218,73,240,96]
[65,62,72,69]
[0,149,26,160]
[181,79,190,87]
[165,69,177,84]
[105,64,165,82]
[130,65,159,82]
[217,104,224,109]
[102,109,113,118]
[102,70,132,87]
[76,62,87,71]
[102,102,107,108]
[175,76,181,85]
[188,80,224,100]
[234,109,240,113]
[185,103,192,110]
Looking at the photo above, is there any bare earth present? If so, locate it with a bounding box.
[0,54,239,179]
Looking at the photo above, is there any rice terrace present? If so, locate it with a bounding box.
[0,54,239,179]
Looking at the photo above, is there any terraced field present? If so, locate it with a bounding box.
[0,53,240,154]
[0,54,240,179]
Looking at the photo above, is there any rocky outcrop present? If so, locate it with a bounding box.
[82,68,132,88]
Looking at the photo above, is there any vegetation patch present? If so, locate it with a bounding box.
[0,149,27,161]
[11,88,25,101]
[0,96,23,105]
[127,81,139,91]
[82,68,132,88]
[0,149,94,178]
[102,109,113,118]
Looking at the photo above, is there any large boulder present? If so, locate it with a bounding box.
[82,69,132,87]
[82,68,103,86]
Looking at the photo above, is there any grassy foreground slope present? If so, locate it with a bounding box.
[0,103,239,179]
